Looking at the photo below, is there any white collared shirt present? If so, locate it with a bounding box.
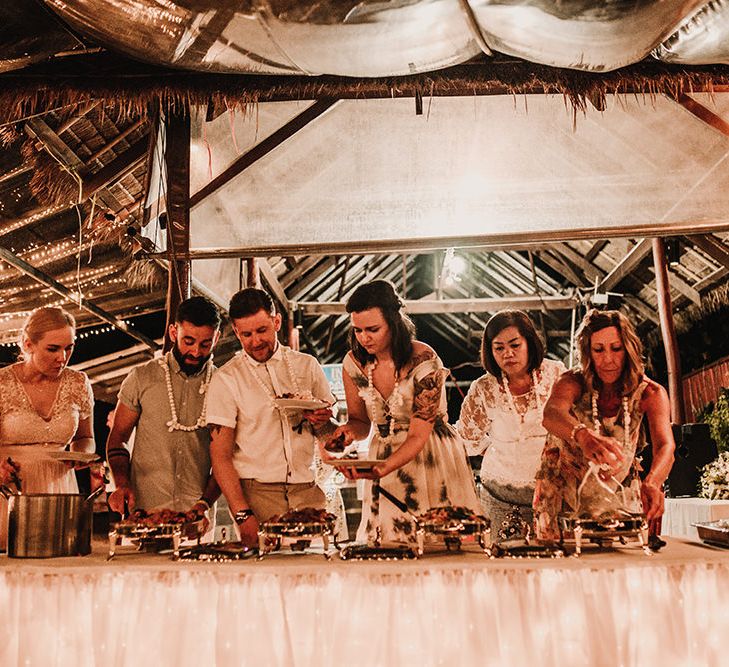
[206,345,334,483]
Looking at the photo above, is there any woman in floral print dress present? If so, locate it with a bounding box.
[327,280,480,545]
[533,309,675,541]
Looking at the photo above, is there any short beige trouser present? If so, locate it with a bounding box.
[241,479,326,522]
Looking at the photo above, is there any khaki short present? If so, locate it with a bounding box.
[241,479,326,522]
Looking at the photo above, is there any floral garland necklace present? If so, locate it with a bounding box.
[159,354,214,432]
[501,370,541,435]
[591,393,631,449]
[366,358,403,441]
[243,345,307,409]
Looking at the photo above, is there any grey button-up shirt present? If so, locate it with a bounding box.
[118,352,213,511]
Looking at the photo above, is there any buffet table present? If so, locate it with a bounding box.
[0,538,727,667]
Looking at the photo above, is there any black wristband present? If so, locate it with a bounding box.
[234,509,255,525]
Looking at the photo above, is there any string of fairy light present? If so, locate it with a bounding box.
[0,318,139,348]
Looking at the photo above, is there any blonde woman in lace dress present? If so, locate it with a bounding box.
[457,311,565,538]
[326,281,479,545]
[0,307,94,548]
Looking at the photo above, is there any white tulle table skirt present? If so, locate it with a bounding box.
[0,539,727,667]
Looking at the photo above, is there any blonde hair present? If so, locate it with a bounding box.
[576,309,644,396]
[20,307,76,360]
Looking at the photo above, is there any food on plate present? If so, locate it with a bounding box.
[119,507,206,527]
[323,431,349,452]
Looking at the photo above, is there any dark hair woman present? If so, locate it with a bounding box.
[457,310,566,539]
[533,309,675,540]
[326,280,480,545]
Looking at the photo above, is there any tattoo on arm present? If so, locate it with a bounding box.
[412,371,443,423]
[208,424,224,437]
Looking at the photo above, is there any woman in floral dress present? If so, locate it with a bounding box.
[457,310,565,538]
[533,309,675,541]
[327,280,480,545]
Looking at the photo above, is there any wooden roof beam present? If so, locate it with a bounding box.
[668,93,729,138]
[0,246,160,351]
[258,257,291,314]
[297,295,578,315]
[599,238,652,291]
[190,99,340,208]
[687,234,729,271]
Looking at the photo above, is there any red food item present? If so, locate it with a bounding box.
[323,431,347,452]
[120,506,205,527]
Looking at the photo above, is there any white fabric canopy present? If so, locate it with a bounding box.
[185,93,729,301]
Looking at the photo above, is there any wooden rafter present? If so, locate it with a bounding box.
[189,99,340,208]
[687,234,729,271]
[258,257,290,313]
[600,238,653,291]
[0,246,159,350]
[298,295,578,315]
[669,93,729,138]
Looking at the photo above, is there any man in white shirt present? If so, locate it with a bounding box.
[206,288,335,546]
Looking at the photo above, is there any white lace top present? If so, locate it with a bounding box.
[0,365,93,447]
[457,358,566,488]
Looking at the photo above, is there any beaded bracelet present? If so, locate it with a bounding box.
[234,509,255,525]
[570,422,588,445]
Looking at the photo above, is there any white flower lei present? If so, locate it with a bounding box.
[159,354,214,432]
[591,393,631,449]
[366,359,403,441]
[242,344,310,408]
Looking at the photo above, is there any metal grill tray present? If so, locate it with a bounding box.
[490,543,564,559]
[694,520,729,547]
[175,541,257,561]
[559,514,646,536]
[110,518,205,541]
[259,520,335,537]
[339,544,418,561]
[417,517,490,535]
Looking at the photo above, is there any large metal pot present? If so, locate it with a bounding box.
[6,491,99,558]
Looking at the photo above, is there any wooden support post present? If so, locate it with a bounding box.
[246,258,261,288]
[288,311,299,351]
[163,112,192,352]
[651,238,686,424]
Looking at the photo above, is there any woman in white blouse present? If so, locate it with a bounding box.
[457,310,565,538]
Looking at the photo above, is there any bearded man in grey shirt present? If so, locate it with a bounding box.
[107,296,222,519]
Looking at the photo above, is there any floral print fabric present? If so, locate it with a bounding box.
[343,350,479,545]
[533,373,648,541]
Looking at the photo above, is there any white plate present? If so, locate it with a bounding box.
[45,451,100,463]
[0,447,99,463]
[274,398,331,411]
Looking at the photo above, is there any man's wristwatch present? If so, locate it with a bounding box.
[234,509,255,525]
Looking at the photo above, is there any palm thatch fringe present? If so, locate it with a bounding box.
[124,259,166,291]
[2,57,729,124]
[23,142,79,206]
[645,280,729,353]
